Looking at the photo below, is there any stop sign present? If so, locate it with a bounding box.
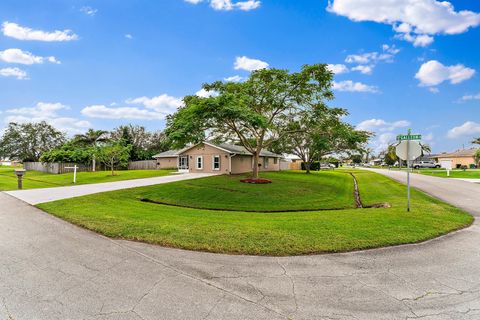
[396,140,422,161]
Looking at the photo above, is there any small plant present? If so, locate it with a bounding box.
[460,165,468,171]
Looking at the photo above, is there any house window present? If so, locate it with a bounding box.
[274,158,278,164]
[196,156,203,170]
[212,155,220,170]
[264,157,269,169]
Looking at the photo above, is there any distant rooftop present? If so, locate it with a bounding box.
[436,148,478,158]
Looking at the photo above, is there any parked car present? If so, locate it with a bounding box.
[319,162,335,169]
[412,160,440,169]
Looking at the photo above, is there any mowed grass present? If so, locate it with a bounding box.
[37,170,473,256]
[416,169,480,179]
[140,170,355,211]
[0,166,174,191]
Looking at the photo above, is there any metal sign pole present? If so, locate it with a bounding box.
[407,140,410,212]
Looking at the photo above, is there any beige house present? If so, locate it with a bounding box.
[153,142,283,174]
[435,148,479,169]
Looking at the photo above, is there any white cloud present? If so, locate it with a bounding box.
[351,65,373,75]
[332,80,378,93]
[81,105,166,120]
[356,119,410,132]
[186,0,260,11]
[4,102,90,134]
[224,75,244,82]
[0,48,60,65]
[2,22,78,42]
[327,0,480,47]
[356,118,411,152]
[125,34,133,39]
[126,94,183,114]
[327,64,349,74]
[0,67,27,79]
[415,60,475,87]
[80,6,98,16]
[82,93,184,120]
[460,93,480,101]
[234,56,269,71]
[447,121,480,139]
[196,88,218,98]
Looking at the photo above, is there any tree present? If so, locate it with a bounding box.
[475,149,480,167]
[0,122,65,161]
[166,64,334,179]
[351,154,362,164]
[384,144,398,166]
[97,143,131,176]
[279,106,370,173]
[472,137,480,145]
[420,143,432,156]
[110,125,171,160]
[74,129,109,171]
[40,141,93,164]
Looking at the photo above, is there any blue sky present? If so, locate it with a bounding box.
[0,0,479,153]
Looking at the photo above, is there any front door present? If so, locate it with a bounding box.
[179,156,189,171]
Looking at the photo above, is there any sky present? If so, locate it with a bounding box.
[0,0,479,154]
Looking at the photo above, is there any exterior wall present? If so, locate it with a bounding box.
[259,156,280,172]
[231,155,253,174]
[180,143,230,174]
[289,160,302,170]
[437,156,477,168]
[155,157,178,169]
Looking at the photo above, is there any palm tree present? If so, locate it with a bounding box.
[74,129,109,171]
[472,137,480,145]
[420,143,431,156]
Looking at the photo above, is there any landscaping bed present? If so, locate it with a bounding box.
[36,170,473,256]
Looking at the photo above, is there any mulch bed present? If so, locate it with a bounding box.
[240,178,272,184]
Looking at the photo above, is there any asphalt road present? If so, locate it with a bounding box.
[1,169,480,320]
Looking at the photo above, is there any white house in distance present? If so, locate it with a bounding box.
[153,141,283,174]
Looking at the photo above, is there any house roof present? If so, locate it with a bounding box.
[153,141,283,158]
[436,148,478,158]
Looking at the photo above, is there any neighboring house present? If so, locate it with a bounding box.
[434,149,478,169]
[369,158,383,166]
[282,154,302,170]
[153,141,283,174]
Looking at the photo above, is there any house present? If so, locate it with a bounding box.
[153,142,283,174]
[434,149,478,169]
[282,154,302,170]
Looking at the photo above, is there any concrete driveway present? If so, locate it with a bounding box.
[1,169,480,319]
[4,172,215,205]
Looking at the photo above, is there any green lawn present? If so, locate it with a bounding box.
[0,166,174,191]
[37,170,472,256]
[415,169,480,179]
[140,170,355,211]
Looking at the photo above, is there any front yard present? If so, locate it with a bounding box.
[37,170,472,256]
[0,166,174,191]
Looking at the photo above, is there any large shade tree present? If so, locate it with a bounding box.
[278,107,370,173]
[0,122,65,161]
[74,129,109,171]
[166,64,334,178]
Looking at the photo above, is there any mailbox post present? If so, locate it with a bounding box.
[14,169,26,190]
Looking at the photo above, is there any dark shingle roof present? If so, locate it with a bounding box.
[153,142,283,158]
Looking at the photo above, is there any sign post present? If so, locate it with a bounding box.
[396,130,422,212]
[65,165,78,184]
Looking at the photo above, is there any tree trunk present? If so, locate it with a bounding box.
[305,161,311,174]
[111,159,115,176]
[92,156,96,172]
[252,152,259,179]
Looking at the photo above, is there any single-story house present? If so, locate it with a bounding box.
[153,141,283,174]
[434,148,479,169]
[283,154,302,170]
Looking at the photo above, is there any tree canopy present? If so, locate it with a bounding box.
[0,122,65,161]
[166,64,335,178]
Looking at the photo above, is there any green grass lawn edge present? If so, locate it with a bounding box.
[36,170,474,256]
